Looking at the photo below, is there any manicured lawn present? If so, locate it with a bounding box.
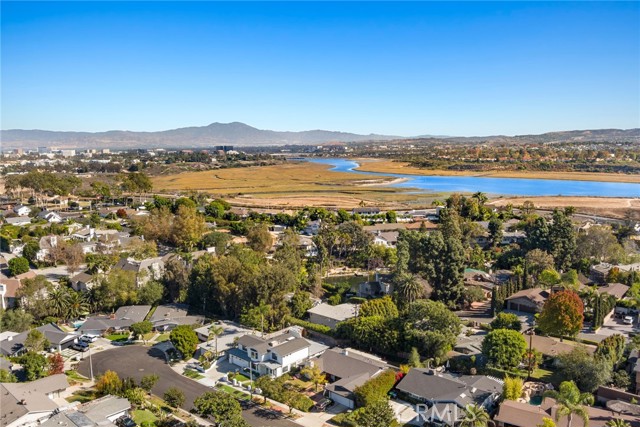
[233,373,251,383]
[65,370,90,383]
[216,384,251,399]
[530,368,566,386]
[106,333,130,341]
[66,389,98,403]
[155,333,170,342]
[132,410,157,426]
[142,332,156,341]
[184,369,204,380]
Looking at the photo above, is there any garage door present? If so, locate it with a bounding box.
[329,392,354,409]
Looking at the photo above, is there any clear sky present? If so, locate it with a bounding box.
[1,1,639,136]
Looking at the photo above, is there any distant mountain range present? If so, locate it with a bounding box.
[1,122,639,150]
[0,122,401,150]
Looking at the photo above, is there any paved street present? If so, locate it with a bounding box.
[77,345,300,427]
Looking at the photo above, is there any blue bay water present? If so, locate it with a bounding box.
[307,158,640,197]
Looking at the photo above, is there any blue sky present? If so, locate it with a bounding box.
[1,1,639,136]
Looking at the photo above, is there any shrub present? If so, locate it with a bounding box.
[354,370,397,407]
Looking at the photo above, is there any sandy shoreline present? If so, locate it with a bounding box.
[357,177,409,187]
[353,159,640,184]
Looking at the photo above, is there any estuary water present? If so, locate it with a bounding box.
[307,158,640,197]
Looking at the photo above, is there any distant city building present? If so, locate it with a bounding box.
[215,145,234,152]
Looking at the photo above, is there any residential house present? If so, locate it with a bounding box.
[357,273,392,298]
[590,263,614,284]
[463,269,495,300]
[298,235,318,257]
[302,220,322,236]
[0,270,39,310]
[352,207,380,216]
[372,231,399,248]
[228,327,325,377]
[4,216,31,226]
[307,303,358,329]
[596,282,630,300]
[0,323,79,357]
[78,305,151,335]
[494,398,640,427]
[40,395,131,427]
[395,369,503,426]
[113,257,165,286]
[363,223,407,233]
[505,288,549,313]
[36,235,60,263]
[36,210,62,224]
[0,277,20,310]
[71,227,95,242]
[529,334,595,358]
[0,374,68,427]
[149,304,205,332]
[13,205,31,216]
[69,271,99,292]
[405,220,439,232]
[309,348,388,409]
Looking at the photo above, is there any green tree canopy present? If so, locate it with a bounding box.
[482,329,527,369]
[170,325,199,359]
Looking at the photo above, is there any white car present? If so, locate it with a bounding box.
[623,316,634,325]
[80,334,99,343]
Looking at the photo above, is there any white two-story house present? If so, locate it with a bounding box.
[228,327,320,377]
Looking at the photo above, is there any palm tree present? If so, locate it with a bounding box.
[605,419,631,427]
[65,291,90,321]
[543,381,594,427]
[207,324,224,358]
[460,404,490,427]
[394,273,423,305]
[48,286,71,320]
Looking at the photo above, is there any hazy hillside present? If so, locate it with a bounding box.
[1,122,638,150]
[0,122,400,150]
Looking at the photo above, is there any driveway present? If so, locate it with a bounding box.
[77,345,300,427]
[578,315,638,343]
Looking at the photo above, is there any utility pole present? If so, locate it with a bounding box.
[89,345,94,382]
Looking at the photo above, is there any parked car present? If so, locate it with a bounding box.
[71,342,90,352]
[80,334,99,343]
[314,398,333,411]
[187,363,205,373]
[116,416,136,427]
[624,316,634,325]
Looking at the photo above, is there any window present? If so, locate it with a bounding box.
[272,352,278,361]
[250,349,258,359]
[283,365,289,373]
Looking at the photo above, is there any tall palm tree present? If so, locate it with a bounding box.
[48,286,71,320]
[605,419,631,427]
[207,324,224,358]
[65,291,90,321]
[394,273,423,305]
[543,381,594,427]
[460,404,490,427]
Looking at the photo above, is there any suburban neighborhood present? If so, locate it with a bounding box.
[1,167,640,427]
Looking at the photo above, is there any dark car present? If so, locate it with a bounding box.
[116,416,136,427]
[314,398,333,411]
[71,342,90,352]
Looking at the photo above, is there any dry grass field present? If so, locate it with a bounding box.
[151,161,443,209]
[355,159,640,183]
[488,196,640,220]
